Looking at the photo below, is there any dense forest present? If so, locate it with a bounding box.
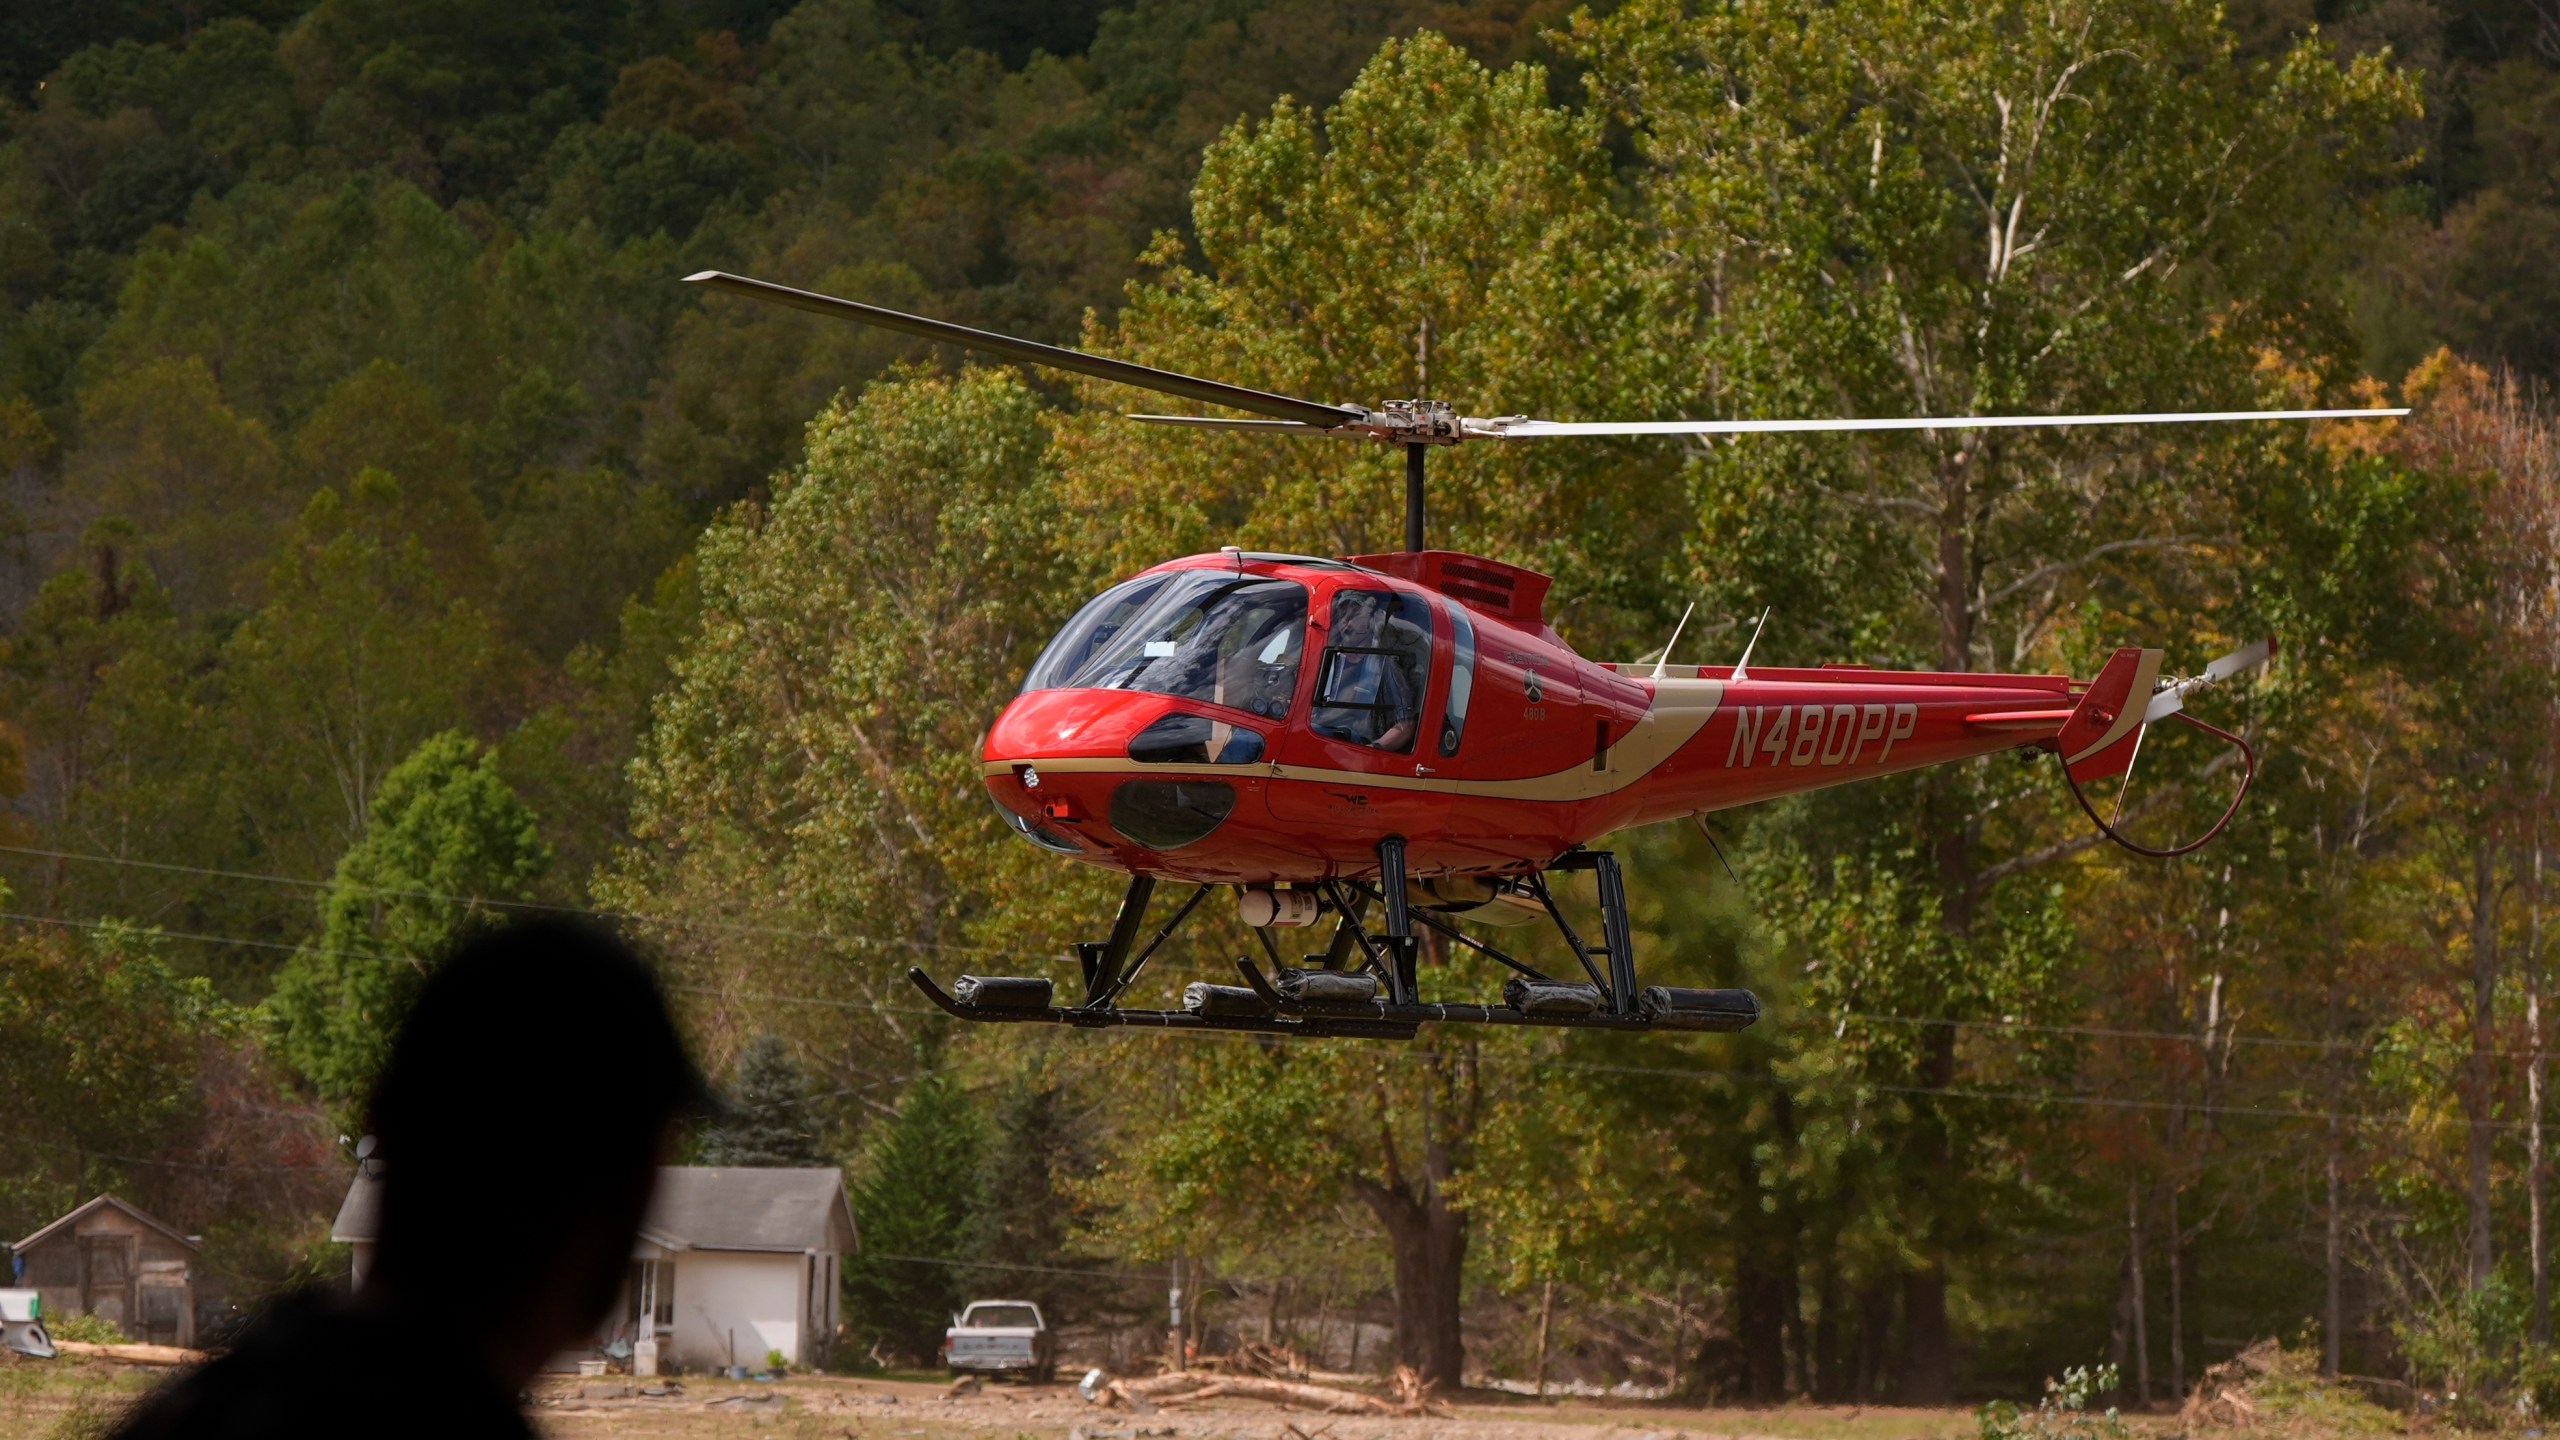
[6,0,2560,1418]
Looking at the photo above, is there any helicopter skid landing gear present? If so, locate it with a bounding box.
[906,845,1760,1040]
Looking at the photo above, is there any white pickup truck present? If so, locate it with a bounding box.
[942,1299,1056,1382]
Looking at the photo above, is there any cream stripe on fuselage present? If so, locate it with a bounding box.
[987,678,1725,804]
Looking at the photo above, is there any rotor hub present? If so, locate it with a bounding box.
[1347,399,1467,445]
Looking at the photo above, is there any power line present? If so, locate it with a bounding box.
[0,905,2511,1128]
[0,842,1032,960]
[1841,1010,2560,1065]
[0,895,2542,1136]
[661,979,2542,1134]
[0,1126,342,1174]
[18,839,2526,1062]
[0,908,412,966]
[862,1250,1156,1283]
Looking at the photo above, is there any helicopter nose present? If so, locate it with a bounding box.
[985,688,1161,762]
[983,690,1271,856]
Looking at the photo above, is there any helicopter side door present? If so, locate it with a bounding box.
[1265,585,1450,853]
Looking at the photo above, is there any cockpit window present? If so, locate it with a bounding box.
[1022,571,1308,718]
[1022,574,1170,694]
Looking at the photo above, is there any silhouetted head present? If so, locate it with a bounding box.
[1335,592,1384,644]
[366,919,706,1349]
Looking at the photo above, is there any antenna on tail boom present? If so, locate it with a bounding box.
[1730,608,1772,683]
[1650,603,1698,680]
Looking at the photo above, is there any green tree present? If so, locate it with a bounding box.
[844,1070,983,1364]
[0,919,238,1237]
[0,529,234,934]
[700,1032,825,1167]
[970,1062,1098,1322]
[605,365,1086,1079]
[1059,30,1682,638]
[217,472,501,883]
[267,728,550,1105]
[63,354,285,613]
[1568,0,2417,1397]
[1063,33,1678,1390]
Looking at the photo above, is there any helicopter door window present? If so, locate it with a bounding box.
[1028,570,1308,717]
[1312,590,1434,754]
[1440,602,1476,757]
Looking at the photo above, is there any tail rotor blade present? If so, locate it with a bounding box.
[2144,636,2274,723]
[2204,637,2274,683]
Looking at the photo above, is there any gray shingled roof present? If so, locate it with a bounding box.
[331,1167,855,1254]
[640,1168,853,1253]
[9,1194,200,1255]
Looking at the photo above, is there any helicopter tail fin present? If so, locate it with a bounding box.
[2056,647,2165,783]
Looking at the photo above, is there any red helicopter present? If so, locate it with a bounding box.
[689,271,2402,1041]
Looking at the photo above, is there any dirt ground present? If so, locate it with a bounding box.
[3,1359,2001,1440]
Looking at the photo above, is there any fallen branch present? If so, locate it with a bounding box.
[1106,1383,1162,1414]
[1152,1376,1401,1415]
[1124,1374,1215,1398]
[52,1340,201,1367]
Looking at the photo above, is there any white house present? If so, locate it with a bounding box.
[332,1166,857,1371]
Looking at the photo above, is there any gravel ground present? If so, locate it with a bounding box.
[3,1354,2006,1440]
[523,1373,1986,1440]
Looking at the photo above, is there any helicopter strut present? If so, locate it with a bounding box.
[907,840,1760,1040]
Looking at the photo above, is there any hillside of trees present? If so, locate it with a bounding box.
[6,0,2560,1415]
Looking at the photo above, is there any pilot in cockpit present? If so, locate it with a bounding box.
[1313,592,1419,752]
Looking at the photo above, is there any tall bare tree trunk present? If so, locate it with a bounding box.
[2128,1178,2151,1404]
[2470,835,2502,1290]
[1350,1033,1477,1392]
[1895,443,1980,1407]
[2533,839,2550,1344]
[2165,967,2188,1400]
[2324,973,2347,1378]
[2174,969,2229,1398]
[1365,1182,1466,1386]
[1535,1279,1554,1399]
[2166,1185,2185,1397]
[2325,1122,2345,1376]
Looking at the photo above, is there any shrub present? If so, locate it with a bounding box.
[48,1313,131,1345]
[1978,1365,2131,1440]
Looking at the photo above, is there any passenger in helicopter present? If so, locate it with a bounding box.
[1313,591,1420,752]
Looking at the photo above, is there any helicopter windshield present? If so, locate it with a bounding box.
[1022,570,1308,719]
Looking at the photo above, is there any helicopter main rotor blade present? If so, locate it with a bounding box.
[1474,407,2407,438]
[684,271,1367,430]
[1126,414,1330,433]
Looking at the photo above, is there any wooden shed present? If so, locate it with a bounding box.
[6,1195,201,1347]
